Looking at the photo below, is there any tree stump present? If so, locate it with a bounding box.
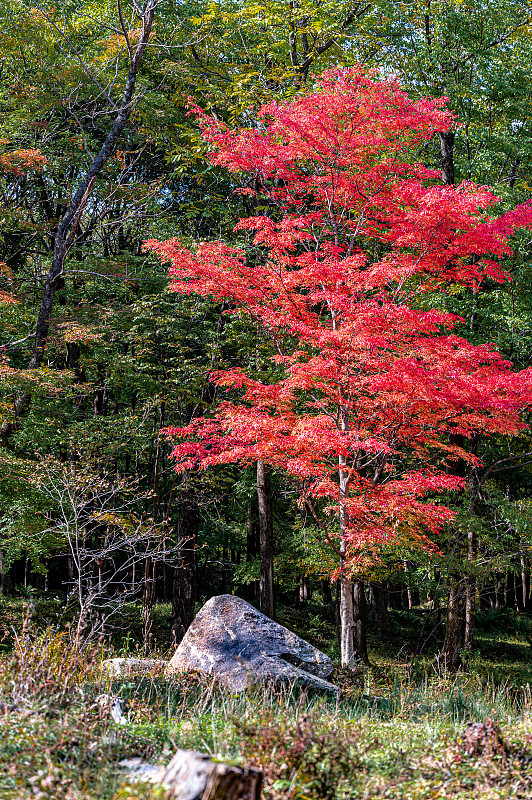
[159,749,262,800]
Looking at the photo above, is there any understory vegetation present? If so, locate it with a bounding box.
[2,601,532,799]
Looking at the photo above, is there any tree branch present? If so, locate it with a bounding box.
[0,1,157,447]
[299,3,371,76]
[480,450,532,483]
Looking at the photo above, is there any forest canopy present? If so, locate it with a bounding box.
[1,0,532,676]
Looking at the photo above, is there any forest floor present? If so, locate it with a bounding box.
[2,596,532,799]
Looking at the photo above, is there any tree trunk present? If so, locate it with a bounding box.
[516,572,525,612]
[320,578,332,605]
[431,571,442,629]
[340,577,370,666]
[440,429,470,669]
[142,556,157,648]
[482,577,495,610]
[0,1,157,446]
[506,571,516,609]
[334,579,341,645]
[246,503,258,561]
[509,154,520,188]
[495,572,505,609]
[298,573,311,605]
[441,579,465,671]
[403,561,413,608]
[352,580,370,664]
[337,403,364,667]
[340,574,356,666]
[171,486,198,645]
[257,460,275,619]
[369,582,388,634]
[219,532,229,594]
[464,578,475,652]
[67,554,75,588]
[388,582,404,610]
[464,528,476,651]
[521,555,530,610]
[246,502,259,601]
[440,130,455,185]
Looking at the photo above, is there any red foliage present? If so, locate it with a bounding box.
[0,146,46,175]
[146,68,532,563]
[0,291,17,304]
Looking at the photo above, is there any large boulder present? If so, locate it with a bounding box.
[165,594,338,693]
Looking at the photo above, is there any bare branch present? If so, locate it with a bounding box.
[117,0,133,65]
[1,333,36,349]
[32,3,118,109]
[299,3,372,76]
[480,450,532,483]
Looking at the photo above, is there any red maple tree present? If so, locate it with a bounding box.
[146,68,532,665]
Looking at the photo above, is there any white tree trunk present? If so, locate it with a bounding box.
[340,573,356,666]
[338,403,356,667]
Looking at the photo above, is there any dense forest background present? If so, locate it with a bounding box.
[2,0,532,674]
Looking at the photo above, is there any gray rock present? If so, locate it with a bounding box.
[165,594,338,693]
[101,657,167,679]
[119,757,164,783]
[96,693,127,724]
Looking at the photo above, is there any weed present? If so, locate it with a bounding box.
[3,605,532,797]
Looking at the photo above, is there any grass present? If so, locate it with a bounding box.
[3,601,532,798]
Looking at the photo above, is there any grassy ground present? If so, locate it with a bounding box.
[3,598,532,798]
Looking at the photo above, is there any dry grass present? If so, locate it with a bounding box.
[3,605,532,798]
